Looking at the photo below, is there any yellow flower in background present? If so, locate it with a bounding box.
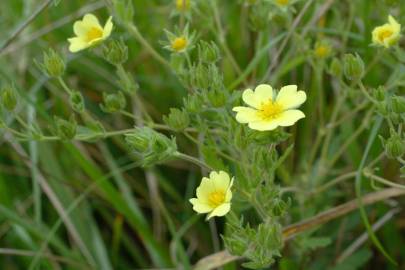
[276,0,289,6]
[372,15,401,48]
[176,0,190,12]
[314,41,332,59]
[189,171,233,220]
[68,13,113,53]
[233,84,306,131]
[171,36,188,52]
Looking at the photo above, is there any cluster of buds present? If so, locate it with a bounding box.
[163,108,190,131]
[125,127,178,167]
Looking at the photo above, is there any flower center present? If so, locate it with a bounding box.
[171,37,187,52]
[86,27,103,42]
[208,191,225,208]
[315,45,330,58]
[276,0,289,6]
[258,100,284,120]
[378,29,393,41]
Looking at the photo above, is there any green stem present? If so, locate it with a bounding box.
[174,152,213,171]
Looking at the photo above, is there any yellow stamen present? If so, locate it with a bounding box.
[171,37,188,52]
[258,100,284,120]
[377,29,393,42]
[208,191,225,208]
[86,27,103,42]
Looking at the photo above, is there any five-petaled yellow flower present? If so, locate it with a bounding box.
[233,84,307,131]
[189,171,233,220]
[68,13,113,53]
[372,15,401,48]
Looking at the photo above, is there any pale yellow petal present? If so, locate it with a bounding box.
[277,110,305,126]
[210,170,230,191]
[103,16,113,38]
[73,21,90,37]
[248,120,279,131]
[254,84,274,102]
[233,106,260,123]
[206,203,231,220]
[87,37,104,47]
[189,198,213,213]
[276,85,306,109]
[82,13,101,28]
[242,88,259,108]
[388,15,399,27]
[68,37,88,53]
[196,177,215,203]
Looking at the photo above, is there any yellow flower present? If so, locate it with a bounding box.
[171,37,188,52]
[68,13,113,53]
[233,84,306,131]
[276,0,289,6]
[176,0,190,12]
[372,15,401,48]
[314,41,331,59]
[189,171,234,220]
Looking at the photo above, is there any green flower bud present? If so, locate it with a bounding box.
[1,84,18,111]
[372,86,386,102]
[117,67,138,94]
[100,92,127,113]
[343,53,364,81]
[191,63,210,91]
[163,108,190,131]
[125,127,177,167]
[54,115,77,140]
[249,3,270,32]
[113,0,134,23]
[391,96,405,114]
[198,40,220,64]
[207,88,227,108]
[382,132,405,159]
[103,39,128,66]
[69,90,85,113]
[329,57,342,78]
[183,94,203,113]
[170,53,186,74]
[38,49,65,78]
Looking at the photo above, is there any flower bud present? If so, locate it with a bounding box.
[113,0,134,23]
[207,88,227,108]
[125,127,177,167]
[191,63,210,91]
[100,91,126,113]
[183,94,203,113]
[69,90,85,113]
[329,57,342,77]
[382,132,405,159]
[249,3,270,32]
[391,96,405,114]
[54,115,77,140]
[103,39,128,66]
[38,49,65,78]
[343,53,364,81]
[163,108,190,131]
[198,40,220,64]
[1,84,18,111]
[372,86,386,102]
